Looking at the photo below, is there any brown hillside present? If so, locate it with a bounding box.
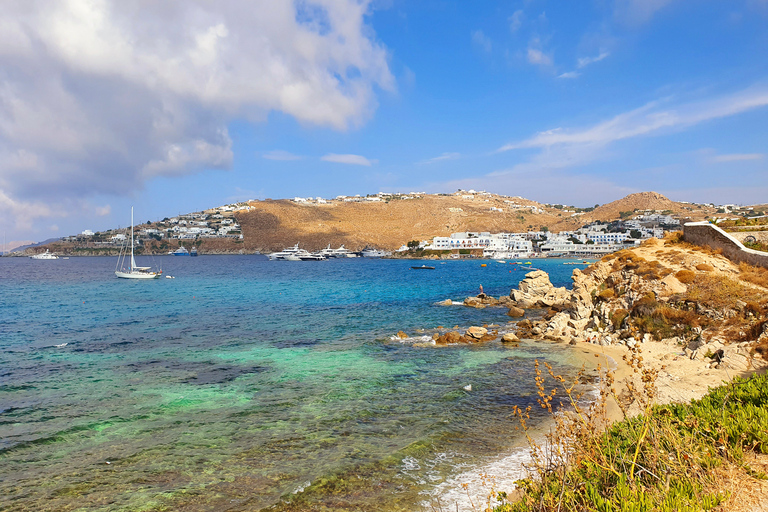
[236,192,714,253]
[237,195,563,252]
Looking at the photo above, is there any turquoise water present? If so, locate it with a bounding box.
[0,256,590,511]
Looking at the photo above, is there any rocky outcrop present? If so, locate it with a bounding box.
[511,270,570,308]
[432,326,498,344]
[503,243,768,368]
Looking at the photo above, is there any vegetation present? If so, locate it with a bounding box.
[492,360,768,512]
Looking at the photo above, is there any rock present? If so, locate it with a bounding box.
[463,297,484,308]
[397,331,408,339]
[435,331,463,345]
[501,332,520,343]
[659,275,687,297]
[511,270,571,308]
[507,306,525,317]
[437,299,453,306]
[465,326,488,339]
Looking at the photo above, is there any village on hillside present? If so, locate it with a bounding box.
[9,190,768,257]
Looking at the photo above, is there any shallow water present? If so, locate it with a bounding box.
[0,256,592,511]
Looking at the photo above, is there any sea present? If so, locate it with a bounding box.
[0,255,596,511]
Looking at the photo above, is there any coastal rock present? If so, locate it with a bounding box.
[545,312,570,337]
[437,299,453,306]
[435,331,463,345]
[507,306,525,318]
[463,297,484,308]
[465,326,488,340]
[511,270,570,308]
[396,331,408,339]
[501,332,520,343]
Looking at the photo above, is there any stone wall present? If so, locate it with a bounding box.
[683,221,768,269]
[729,230,768,244]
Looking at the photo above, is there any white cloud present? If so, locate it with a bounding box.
[262,150,303,161]
[527,38,552,67]
[577,50,610,68]
[473,86,768,204]
[710,153,765,163]
[472,30,492,53]
[0,0,393,232]
[422,152,461,164]
[95,205,111,216]
[509,10,524,33]
[558,71,581,79]
[321,153,376,166]
[499,86,768,152]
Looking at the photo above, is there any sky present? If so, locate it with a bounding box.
[1,0,768,244]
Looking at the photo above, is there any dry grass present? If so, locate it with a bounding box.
[696,263,715,272]
[687,273,766,310]
[739,262,768,289]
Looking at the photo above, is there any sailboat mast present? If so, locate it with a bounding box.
[130,206,134,271]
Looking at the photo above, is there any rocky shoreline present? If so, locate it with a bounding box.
[398,238,768,396]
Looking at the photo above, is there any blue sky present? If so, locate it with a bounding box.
[1,0,767,244]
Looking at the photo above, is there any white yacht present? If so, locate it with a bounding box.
[30,250,59,260]
[360,246,390,258]
[317,244,358,258]
[268,244,325,261]
[268,244,303,260]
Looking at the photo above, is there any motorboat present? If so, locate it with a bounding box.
[30,250,58,260]
[268,244,325,261]
[268,243,303,261]
[190,247,198,257]
[115,207,162,279]
[360,246,390,258]
[172,247,190,256]
[317,244,358,258]
[299,252,327,261]
[410,265,435,270]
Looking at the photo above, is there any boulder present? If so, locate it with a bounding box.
[435,331,463,345]
[501,332,520,343]
[437,299,453,306]
[507,306,525,318]
[511,270,571,308]
[659,275,687,297]
[465,326,488,340]
[396,331,408,339]
[463,297,484,308]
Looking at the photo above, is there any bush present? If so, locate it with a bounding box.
[696,263,714,272]
[598,288,615,300]
[675,269,696,284]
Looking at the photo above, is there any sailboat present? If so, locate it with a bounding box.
[115,207,162,279]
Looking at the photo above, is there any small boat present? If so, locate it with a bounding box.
[524,261,532,265]
[172,247,190,256]
[30,250,58,260]
[190,247,198,257]
[411,265,435,270]
[496,260,506,263]
[115,207,162,279]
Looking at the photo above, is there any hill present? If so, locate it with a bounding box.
[26,191,719,255]
[235,191,709,253]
